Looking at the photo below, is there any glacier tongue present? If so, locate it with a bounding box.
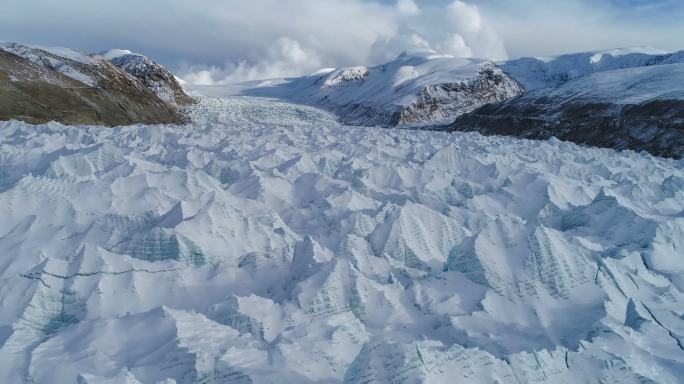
[0,96,683,383]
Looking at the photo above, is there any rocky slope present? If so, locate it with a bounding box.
[103,49,194,107]
[229,49,524,127]
[449,62,684,159]
[0,43,192,126]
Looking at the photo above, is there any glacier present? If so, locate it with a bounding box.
[0,95,683,383]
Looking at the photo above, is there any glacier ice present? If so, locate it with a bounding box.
[0,95,683,383]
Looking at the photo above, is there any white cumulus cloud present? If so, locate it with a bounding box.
[396,0,420,15]
[2,0,683,83]
[0,0,507,84]
[185,37,324,85]
[177,0,507,84]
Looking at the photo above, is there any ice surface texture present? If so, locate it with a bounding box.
[0,96,683,383]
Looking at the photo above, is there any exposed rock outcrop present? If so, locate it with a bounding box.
[396,63,523,126]
[105,50,194,107]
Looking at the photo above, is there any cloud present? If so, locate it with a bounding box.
[396,0,420,15]
[0,0,507,85]
[3,0,680,84]
[180,0,509,84]
[184,37,323,85]
[444,1,505,59]
[436,34,473,58]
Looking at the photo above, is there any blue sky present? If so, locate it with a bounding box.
[469,0,684,58]
[1,0,682,83]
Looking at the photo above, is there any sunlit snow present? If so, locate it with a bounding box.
[0,96,683,383]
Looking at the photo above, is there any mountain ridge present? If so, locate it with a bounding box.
[210,46,684,158]
[0,42,193,126]
[450,51,684,158]
[201,48,524,127]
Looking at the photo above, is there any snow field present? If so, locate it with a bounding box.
[0,96,682,383]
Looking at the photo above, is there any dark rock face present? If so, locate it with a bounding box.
[449,64,684,159]
[0,47,185,126]
[450,98,684,159]
[110,54,194,107]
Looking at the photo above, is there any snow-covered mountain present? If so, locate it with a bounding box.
[502,47,684,91]
[451,50,684,158]
[212,46,684,141]
[0,95,682,383]
[0,42,192,105]
[0,43,194,125]
[0,44,186,126]
[0,42,106,86]
[211,49,523,127]
[103,49,194,107]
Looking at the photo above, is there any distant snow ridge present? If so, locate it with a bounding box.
[502,47,684,90]
[233,49,524,127]
[323,66,369,88]
[0,42,102,86]
[0,96,683,383]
